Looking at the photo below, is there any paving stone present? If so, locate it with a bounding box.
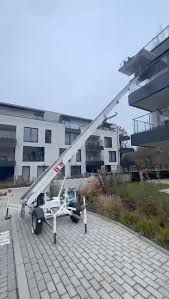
[51,291,60,298]
[98,288,112,299]
[110,290,122,299]
[134,284,150,298]
[48,265,56,275]
[122,274,135,287]
[123,283,137,297]
[61,294,71,299]
[83,269,93,281]
[37,279,46,292]
[65,284,77,297]
[122,292,133,299]
[111,281,125,295]
[158,286,169,297]
[70,275,81,287]
[100,280,113,293]
[40,289,50,299]
[56,281,66,296]
[87,287,100,299]
[90,278,101,291]
[28,278,37,289]
[30,287,40,299]
[47,280,56,293]
[74,268,83,279]
[43,272,52,283]
[76,285,89,299]
[146,286,163,299]
[40,265,48,274]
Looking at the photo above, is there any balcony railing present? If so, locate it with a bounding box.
[133,112,169,134]
[144,25,169,52]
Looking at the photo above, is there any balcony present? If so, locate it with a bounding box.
[131,113,169,146]
[0,125,17,148]
[120,147,134,154]
[86,136,104,151]
[86,142,104,151]
[0,137,17,147]
[0,152,15,167]
[86,160,104,167]
[119,25,169,77]
[129,70,169,112]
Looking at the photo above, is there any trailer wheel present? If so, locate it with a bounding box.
[69,201,81,223]
[32,211,43,235]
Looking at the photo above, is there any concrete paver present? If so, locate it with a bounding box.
[1,192,169,298]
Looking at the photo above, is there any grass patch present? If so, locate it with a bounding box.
[82,180,169,249]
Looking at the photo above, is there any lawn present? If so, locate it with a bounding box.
[82,179,169,249]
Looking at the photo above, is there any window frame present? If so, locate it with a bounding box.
[24,127,38,143]
[45,129,52,144]
[65,132,79,145]
[109,151,116,162]
[23,146,45,162]
[104,137,112,148]
[76,149,81,162]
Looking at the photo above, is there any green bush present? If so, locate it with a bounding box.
[111,199,124,220]
[157,228,169,246]
[136,219,160,239]
[120,212,140,229]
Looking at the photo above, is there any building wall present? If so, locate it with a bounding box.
[0,107,120,181]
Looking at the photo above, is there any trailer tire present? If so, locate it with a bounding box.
[69,201,81,223]
[32,210,43,235]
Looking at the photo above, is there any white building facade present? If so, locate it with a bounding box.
[0,103,120,181]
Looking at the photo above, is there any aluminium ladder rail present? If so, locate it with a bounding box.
[22,77,138,207]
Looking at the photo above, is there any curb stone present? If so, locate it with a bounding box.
[11,215,31,299]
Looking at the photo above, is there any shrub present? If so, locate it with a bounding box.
[121,197,136,211]
[96,195,113,217]
[95,194,123,218]
[111,199,124,221]
[157,228,169,246]
[136,219,160,239]
[120,212,140,229]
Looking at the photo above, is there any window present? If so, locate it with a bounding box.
[37,166,48,178]
[45,129,52,143]
[65,132,79,145]
[109,151,116,162]
[76,149,81,162]
[59,148,66,155]
[71,166,81,177]
[24,127,38,142]
[22,166,30,182]
[104,137,112,148]
[23,146,44,162]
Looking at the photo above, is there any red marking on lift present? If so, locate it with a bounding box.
[53,161,65,173]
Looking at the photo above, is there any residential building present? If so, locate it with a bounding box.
[0,102,121,181]
[119,25,169,146]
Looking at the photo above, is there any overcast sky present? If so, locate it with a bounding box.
[0,0,169,133]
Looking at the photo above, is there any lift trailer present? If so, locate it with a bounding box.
[6,74,139,243]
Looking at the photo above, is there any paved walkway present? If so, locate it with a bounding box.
[1,194,169,299]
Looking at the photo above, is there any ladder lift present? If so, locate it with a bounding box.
[7,76,138,243]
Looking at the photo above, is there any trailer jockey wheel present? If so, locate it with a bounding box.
[69,201,81,223]
[32,208,43,235]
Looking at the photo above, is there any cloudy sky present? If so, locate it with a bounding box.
[0,0,169,133]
